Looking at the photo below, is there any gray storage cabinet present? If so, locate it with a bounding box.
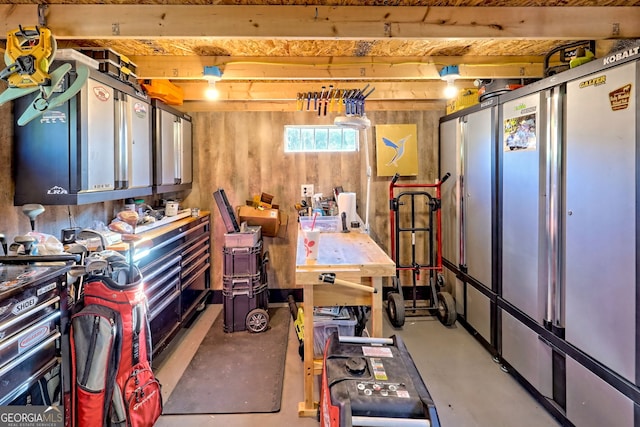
[439,98,498,348]
[13,61,152,205]
[440,41,640,426]
[152,99,193,194]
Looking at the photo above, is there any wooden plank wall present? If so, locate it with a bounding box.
[184,108,445,293]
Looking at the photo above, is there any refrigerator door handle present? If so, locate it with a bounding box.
[458,117,467,273]
[173,117,182,184]
[114,92,129,189]
[545,86,564,333]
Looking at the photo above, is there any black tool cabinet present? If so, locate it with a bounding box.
[0,264,69,406]
[136,214,211,356]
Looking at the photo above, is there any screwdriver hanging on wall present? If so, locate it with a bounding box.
[324,85,333,116]
[295,85,373,116]
[318,86,325,116]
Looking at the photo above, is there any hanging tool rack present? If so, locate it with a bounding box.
[296,84,375,116]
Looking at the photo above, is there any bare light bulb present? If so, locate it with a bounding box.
[205,81,219,100]
[444,80,458,99]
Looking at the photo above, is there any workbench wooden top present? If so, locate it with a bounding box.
[295,229,395,280]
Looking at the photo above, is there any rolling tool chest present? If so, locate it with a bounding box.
[222,235,270,333]
[0,264,69,406]
[320,333,440,427]
[136,213,211,356]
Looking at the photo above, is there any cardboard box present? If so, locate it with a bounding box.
[238,205,287,237]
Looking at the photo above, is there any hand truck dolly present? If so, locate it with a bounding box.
[386,172,456,327]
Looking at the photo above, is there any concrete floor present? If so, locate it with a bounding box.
[154,304,561,426]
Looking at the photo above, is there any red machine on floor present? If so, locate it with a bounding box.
[386,173,456,327]
[320,333,440,427]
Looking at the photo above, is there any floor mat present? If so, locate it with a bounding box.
[162,307,290,414]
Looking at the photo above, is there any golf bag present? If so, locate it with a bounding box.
[70,270,162,427]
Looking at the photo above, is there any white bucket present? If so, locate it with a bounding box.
[166,201,179,216]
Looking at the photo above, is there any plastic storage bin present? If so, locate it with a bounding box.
[223,280,269,333]
[224,225,262,248]
[223,241,263,276]
[313,307,357,357]
[300,216,340,232]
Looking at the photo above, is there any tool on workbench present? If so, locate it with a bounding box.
[340,212,350,233]
[318,273,377,294]
[0,25,90,126]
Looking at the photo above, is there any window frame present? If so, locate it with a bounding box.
[284,125,359,153]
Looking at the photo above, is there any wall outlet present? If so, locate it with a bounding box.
[301,184,314,198]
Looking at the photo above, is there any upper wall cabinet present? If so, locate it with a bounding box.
[13,61,153,205]
[151,100,193,195]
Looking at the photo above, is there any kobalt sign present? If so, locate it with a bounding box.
[602,46,640,65]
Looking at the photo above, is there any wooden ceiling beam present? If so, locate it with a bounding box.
[1,5,638,40]
[173,80,475,102]
[132,55,546,80]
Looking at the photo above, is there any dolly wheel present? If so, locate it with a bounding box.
[391,276,402,292]
[387,292,405,328]
[436,291,457,326]
[246,308,269,333]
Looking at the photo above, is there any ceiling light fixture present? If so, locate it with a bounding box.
[439,65,461,99]
[203,66,223,100]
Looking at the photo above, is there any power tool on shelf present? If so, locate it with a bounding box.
[0,25,90,126]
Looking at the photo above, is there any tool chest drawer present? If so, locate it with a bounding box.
[0,314,60,403]
[181,233,210,273]
[0,286,60,344]
[142,254,181,311]
[180,228,210,319]
[148,275,181,310]
[0,264,68,404]
[0,358,60,406]
[149,285,180,351]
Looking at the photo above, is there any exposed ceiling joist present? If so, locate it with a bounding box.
[1,5,638,40]
[132,55,546,80]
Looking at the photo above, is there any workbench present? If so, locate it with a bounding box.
[295,228,396,417]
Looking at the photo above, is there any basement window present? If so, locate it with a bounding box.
[284,125,358,153]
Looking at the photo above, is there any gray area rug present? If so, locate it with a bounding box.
[162,307,290,414]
